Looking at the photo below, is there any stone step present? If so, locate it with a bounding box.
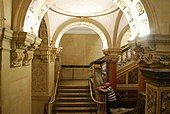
[53,80,97,114]
[52,107,97,113]
[57,92,90,97]
[58,88,89,93]
[56,97,92,102]
[52,112,97,114]
[59,86,88,89]
[54,102,96,107]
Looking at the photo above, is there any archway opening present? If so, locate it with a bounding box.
[54,21,109,49]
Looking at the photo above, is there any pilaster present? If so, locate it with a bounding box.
[32,47,61,96]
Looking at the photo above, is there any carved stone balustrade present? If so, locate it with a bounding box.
[129,34,170,68]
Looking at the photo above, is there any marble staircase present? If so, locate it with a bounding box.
[52,80,97,114]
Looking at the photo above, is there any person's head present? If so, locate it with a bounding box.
[104,82,110,87]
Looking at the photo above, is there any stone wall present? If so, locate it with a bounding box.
[60,34,104,65]
[0,29,31,114]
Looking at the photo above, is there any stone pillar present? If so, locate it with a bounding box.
[103,48,120,90]
[32,47,58,114]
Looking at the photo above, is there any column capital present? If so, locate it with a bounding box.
[103,48,121,62]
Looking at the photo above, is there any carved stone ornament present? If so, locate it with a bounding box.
[136,2,144,16]
[146,86,157,114]
[23,51,34,66]
[161,91,170,114]
[11,49,25,67]
[133,53,170,67]
[103,48,121,63]
[117,0,126,10]
[12,31,35,50]
[29,37,42,51]
[50,48,57,62]
[130,35,170,67]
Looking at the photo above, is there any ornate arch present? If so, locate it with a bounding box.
[51,17,111,49]
[114,0,150,40]
[22,0,151,41]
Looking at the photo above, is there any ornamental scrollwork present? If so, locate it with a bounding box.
[133,52,170,66]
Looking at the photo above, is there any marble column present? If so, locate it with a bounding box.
[103,48,120,90]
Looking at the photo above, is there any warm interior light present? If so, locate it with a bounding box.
[55,22,108,49]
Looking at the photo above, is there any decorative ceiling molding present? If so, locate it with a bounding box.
[49,7,119,17]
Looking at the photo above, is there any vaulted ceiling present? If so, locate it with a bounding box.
[20,0,150,48]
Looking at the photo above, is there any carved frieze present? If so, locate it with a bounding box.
[130,35,170,67]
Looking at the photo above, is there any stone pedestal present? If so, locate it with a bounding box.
[140,68,170,114]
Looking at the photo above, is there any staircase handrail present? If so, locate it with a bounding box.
[44,70,60,114]
[88,78,105,104]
